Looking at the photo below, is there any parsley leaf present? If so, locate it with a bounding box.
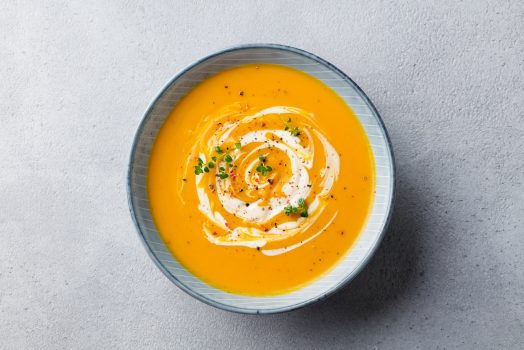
[284,198,308,217]
[284,118,301,137]
[256,164,272,176]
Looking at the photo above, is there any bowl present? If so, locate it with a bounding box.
[128,44,395,314]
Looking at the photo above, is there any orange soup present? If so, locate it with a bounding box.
[148,64,375,295]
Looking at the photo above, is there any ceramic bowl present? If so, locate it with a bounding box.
[128,44,395,314]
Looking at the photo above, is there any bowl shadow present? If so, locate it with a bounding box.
[281,168,427,325]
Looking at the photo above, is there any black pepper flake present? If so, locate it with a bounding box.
[307,184,312,188]
[268,179,273,185]
[182,178,187,182]
[224,85,228,89]
[245,203,250,207]
[256,246,260,250]
[239,91,244,96]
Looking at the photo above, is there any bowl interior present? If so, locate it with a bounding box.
[128,45,394,314]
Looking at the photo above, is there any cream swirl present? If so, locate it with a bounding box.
[184,104,340,255]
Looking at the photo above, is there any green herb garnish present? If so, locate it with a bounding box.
[235,142,241,149]
[258,155,266,162]
[208,161,215,168]
[297,198,308,217]
[256,163,272,176]
[289,127,301,137]
[224,154,233,163]
[215,146,223,154]
[194,158,205,175]
[284,205,298,216]
[284,198,308,217]
[284,118,300,137]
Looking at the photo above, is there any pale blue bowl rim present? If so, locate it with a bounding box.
[127,43,396,314]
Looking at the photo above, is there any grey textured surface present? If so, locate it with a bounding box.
[1,1,523,349]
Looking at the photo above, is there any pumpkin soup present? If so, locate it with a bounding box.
[147,64,375,295]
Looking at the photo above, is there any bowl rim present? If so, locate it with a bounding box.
[127,43,396,314]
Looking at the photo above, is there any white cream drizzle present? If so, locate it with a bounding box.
[194,106,341,255]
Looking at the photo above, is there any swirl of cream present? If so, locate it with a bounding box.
[190,105,340,255]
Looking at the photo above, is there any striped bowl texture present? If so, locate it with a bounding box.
[128,44,395,314]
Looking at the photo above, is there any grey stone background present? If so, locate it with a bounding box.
[1,1,522,349]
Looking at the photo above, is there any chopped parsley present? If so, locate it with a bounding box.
[256,163,272,176]
[289,126,301,137]
[255,154,271,175]
[224,154,233,163]
[284,205,298,215]
[235,142,242,149]
[215,146,223,154]
[194,158,205,175]
[284,118,300,137]
[217,165,228,179]
[284,198,308,217]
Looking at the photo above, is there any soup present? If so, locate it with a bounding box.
[148,64,375,295]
